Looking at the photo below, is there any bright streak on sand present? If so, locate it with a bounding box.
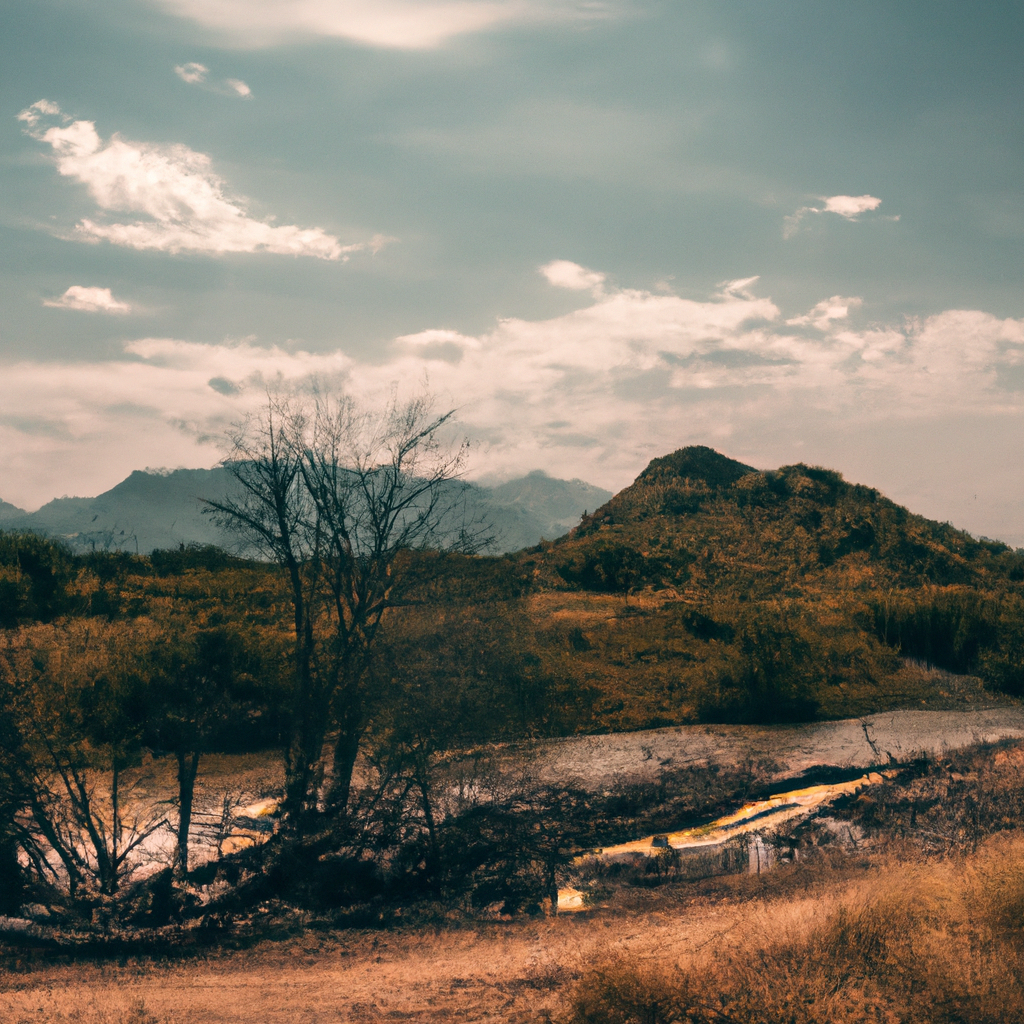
[557,772,886,911]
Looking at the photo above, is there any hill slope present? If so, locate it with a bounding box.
[0,498,26,522]
[505,447,1024,731]
[540,445,1022,598]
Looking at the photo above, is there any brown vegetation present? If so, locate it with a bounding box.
[567,836,1024,1024]
[3,439,1024,948]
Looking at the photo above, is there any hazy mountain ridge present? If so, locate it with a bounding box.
[0,498,26,521]
[0,467,612,555]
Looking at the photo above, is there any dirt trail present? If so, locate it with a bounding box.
[0,898,767,1023]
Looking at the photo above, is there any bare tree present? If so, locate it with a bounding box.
[205,386,484,826]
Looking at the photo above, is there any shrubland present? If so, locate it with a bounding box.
[5,742,1024,1023]
[2,439,1024,930]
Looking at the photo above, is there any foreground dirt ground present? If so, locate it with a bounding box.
[0,897,753,1023]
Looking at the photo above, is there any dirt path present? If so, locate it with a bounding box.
[0,898,762,1024]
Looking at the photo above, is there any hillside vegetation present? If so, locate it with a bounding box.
[511,446,1024,729]
[3,446,1023,748]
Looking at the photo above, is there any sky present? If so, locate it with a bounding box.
[1,0,1023,543]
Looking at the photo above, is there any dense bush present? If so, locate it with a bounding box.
[0,532,80,626]
[871,588,1024,695]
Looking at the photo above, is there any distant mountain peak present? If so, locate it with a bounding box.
[0,465,610,555]
[0,498,27,522]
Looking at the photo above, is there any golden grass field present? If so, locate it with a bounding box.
[0,881,813,1023]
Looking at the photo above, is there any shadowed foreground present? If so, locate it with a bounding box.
[6,836,1024,1024]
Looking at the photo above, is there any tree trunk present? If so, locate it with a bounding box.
[327,722,363,818]
[546,856,559,916]
[414,763,441,886]
[0,834,24,913]
[283,589,326,825]
[174,749,201,878]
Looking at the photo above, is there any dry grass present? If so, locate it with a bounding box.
[566,835,1024,1024]
[8,744,1024,1023]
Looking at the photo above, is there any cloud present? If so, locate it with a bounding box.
[150,0,614,50]
[43,286,132,313]
[3,266,1024,538]
[823,195,882,219]
[786,295,861,330]
[16,99,62,128]
[174,62,208,84]
[17,101,372,259]
[784,193,887,238]
[176,63,252,97]
[541,259,606,295]
[717,276,761,300]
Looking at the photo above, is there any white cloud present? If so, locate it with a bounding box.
[43,286,132,314]
[717,276,761,300]
[18,101,373,259]
[150,0,613,50]
[16,99,62,128]
[823,194,882,219]
[3,267,1024,536]
[174,62,208,84]
[787,295,861,330]
[541,259,606,295]
[784,193,886,238]
[176,63,251,96]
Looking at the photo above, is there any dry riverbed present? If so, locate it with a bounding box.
[526,705,1024,789]
[38,704,1024,875]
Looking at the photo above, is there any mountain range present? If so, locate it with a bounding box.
[0,467,611,555]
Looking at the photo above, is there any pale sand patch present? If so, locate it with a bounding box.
[525,707,1024,790]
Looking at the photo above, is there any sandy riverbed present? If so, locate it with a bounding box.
[524,706,1024,789]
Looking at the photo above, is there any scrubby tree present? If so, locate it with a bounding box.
[0,532,80,627]
[696,606,821,723]
[146,620,279,877]
[205,386,485,826]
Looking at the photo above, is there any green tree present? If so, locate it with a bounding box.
[0,532,79,627]
[697,607,820,723]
